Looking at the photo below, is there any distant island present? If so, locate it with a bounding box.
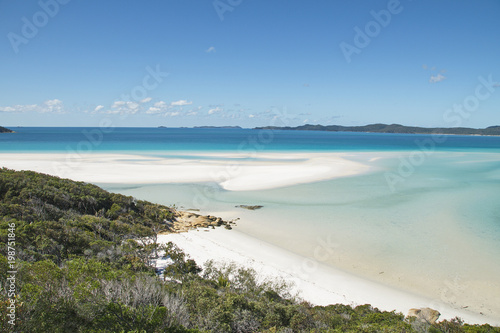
[255,123,500,136]
[0,126,13,133]
[194,126,243,129]
[158,126,243,129]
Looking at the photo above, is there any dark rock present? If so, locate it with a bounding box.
[235,205,263,210]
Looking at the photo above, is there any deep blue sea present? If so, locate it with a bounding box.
[2,127,500,152]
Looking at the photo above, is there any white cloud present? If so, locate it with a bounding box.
[0,99,65,113]
[146,100,171,115]
[248,114,255,118]
[206,46,216,53]
[171,100,192,106]
[140,97,152,103]
[208,107,223,115]
[429,73,446,83]
[424,65,447,82]
[112,101,126,108]
[127,102,140,111]
[146,107,161,114]
[107,100,140,115]
[154,101,168,108]
[44,99,61,106]
[167,111,180,117]
[22,104,39,112]
[0,106,17,112]
[94,105,104,112]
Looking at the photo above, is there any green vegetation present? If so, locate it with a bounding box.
[0,127,13,133]
[255,123,500,136]
[1,168,499,332]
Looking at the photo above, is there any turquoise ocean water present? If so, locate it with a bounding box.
[2,127,500,152]
[2,127,500,316]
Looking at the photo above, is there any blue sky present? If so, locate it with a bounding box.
[1,0,499,128]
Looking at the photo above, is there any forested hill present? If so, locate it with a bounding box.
[255,123,500,136]
[0,126,13,133]
[1,169,499,332]
[0,168,175,265]
[0,168,199,332]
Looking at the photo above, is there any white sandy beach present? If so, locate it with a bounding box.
[0,152,372,191]
[160,228,499,325]
[1,151,499,325]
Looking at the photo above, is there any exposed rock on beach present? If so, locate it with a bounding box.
[161,210,236,233]
[407,307,441,324]
[235,204,263,210]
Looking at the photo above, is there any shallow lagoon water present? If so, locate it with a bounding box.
[103,151,500,317]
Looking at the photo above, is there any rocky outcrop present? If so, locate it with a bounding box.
[407,308,440,324]
[0,126,14,133]
[161,211,237,234]
[235,205,263,210]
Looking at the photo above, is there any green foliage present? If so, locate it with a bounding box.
[162,242,202,282]
[0,168,174,267]
[1,169,499,332]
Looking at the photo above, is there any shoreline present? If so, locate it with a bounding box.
[1,151,499,325]
[160,227,500,326]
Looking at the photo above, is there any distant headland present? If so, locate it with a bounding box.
[158,126,243,129]
[0,126,14,133]
[193,126,243,129]
[254,123,500,136]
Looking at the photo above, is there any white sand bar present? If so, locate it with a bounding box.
[160,228,500,326]
[0,152,372,191]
